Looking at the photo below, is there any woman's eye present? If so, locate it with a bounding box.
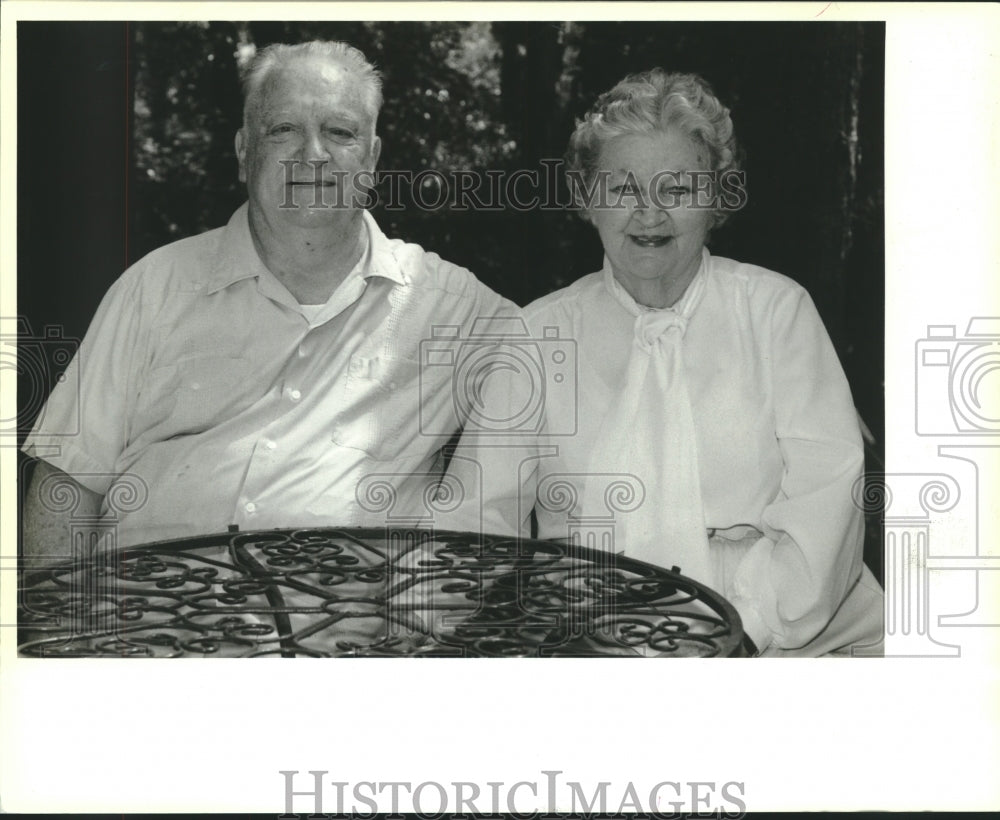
[610,183,639,195]
[658,185,691,202]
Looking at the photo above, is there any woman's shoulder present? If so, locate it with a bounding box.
[707,253,813,313]
[708,253,806,294]
[524,270,604,324]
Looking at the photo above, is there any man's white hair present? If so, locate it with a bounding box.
[241,40,383,132]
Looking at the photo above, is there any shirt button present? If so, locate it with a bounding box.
[298,345,309,358]
[289,389,302,401]
[263,439,277,451]
[245,502,257,513]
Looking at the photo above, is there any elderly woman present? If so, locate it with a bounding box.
[444,69,883,657]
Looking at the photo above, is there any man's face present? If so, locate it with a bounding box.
[236,56,381,230]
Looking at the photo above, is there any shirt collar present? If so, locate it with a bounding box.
[360,210,408,286]
[205,203,408,295]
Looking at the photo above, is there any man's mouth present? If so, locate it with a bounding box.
[629,234,673,248]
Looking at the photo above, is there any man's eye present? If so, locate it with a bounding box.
[326,127,357,141]
[268,124,295,136]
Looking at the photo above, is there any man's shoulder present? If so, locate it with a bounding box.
[108,224,231,308]
[374,226,514,310]
[125,225,228,283]
[384,237,475,291]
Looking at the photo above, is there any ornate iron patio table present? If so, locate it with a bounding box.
[18,527,744,657]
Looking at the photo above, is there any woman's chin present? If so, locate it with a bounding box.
[619,261,678,284]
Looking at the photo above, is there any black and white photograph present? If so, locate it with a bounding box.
[15,18,885,657]
[1,2,997,815]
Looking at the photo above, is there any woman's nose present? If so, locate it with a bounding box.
[633,201,668,227]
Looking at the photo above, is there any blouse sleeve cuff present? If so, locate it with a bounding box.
[730,597,774,655]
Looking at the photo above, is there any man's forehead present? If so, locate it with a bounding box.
[256,56,369,113]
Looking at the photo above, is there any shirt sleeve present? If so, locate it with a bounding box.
[726,285,866,653]
[428,275,538,538]
[22,270,146,496]
[437,336,541,539]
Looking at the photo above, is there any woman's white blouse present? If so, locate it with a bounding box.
[443,249,879,653]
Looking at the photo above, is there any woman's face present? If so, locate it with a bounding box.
[588,128,713,304]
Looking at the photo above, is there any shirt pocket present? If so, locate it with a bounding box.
[135,355,256,441]
[333,354,457,462]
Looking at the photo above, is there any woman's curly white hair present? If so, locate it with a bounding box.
[565,69,742,227]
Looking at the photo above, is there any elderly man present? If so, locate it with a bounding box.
[22,40,515,557]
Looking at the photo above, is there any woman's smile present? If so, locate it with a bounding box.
[628,233,674,248]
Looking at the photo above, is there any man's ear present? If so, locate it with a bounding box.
[235,129,247,183]
[368,135,382,171]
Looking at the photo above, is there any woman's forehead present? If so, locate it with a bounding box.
[598,129,709,172]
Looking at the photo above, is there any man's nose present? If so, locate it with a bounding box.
[301,129,331,161]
